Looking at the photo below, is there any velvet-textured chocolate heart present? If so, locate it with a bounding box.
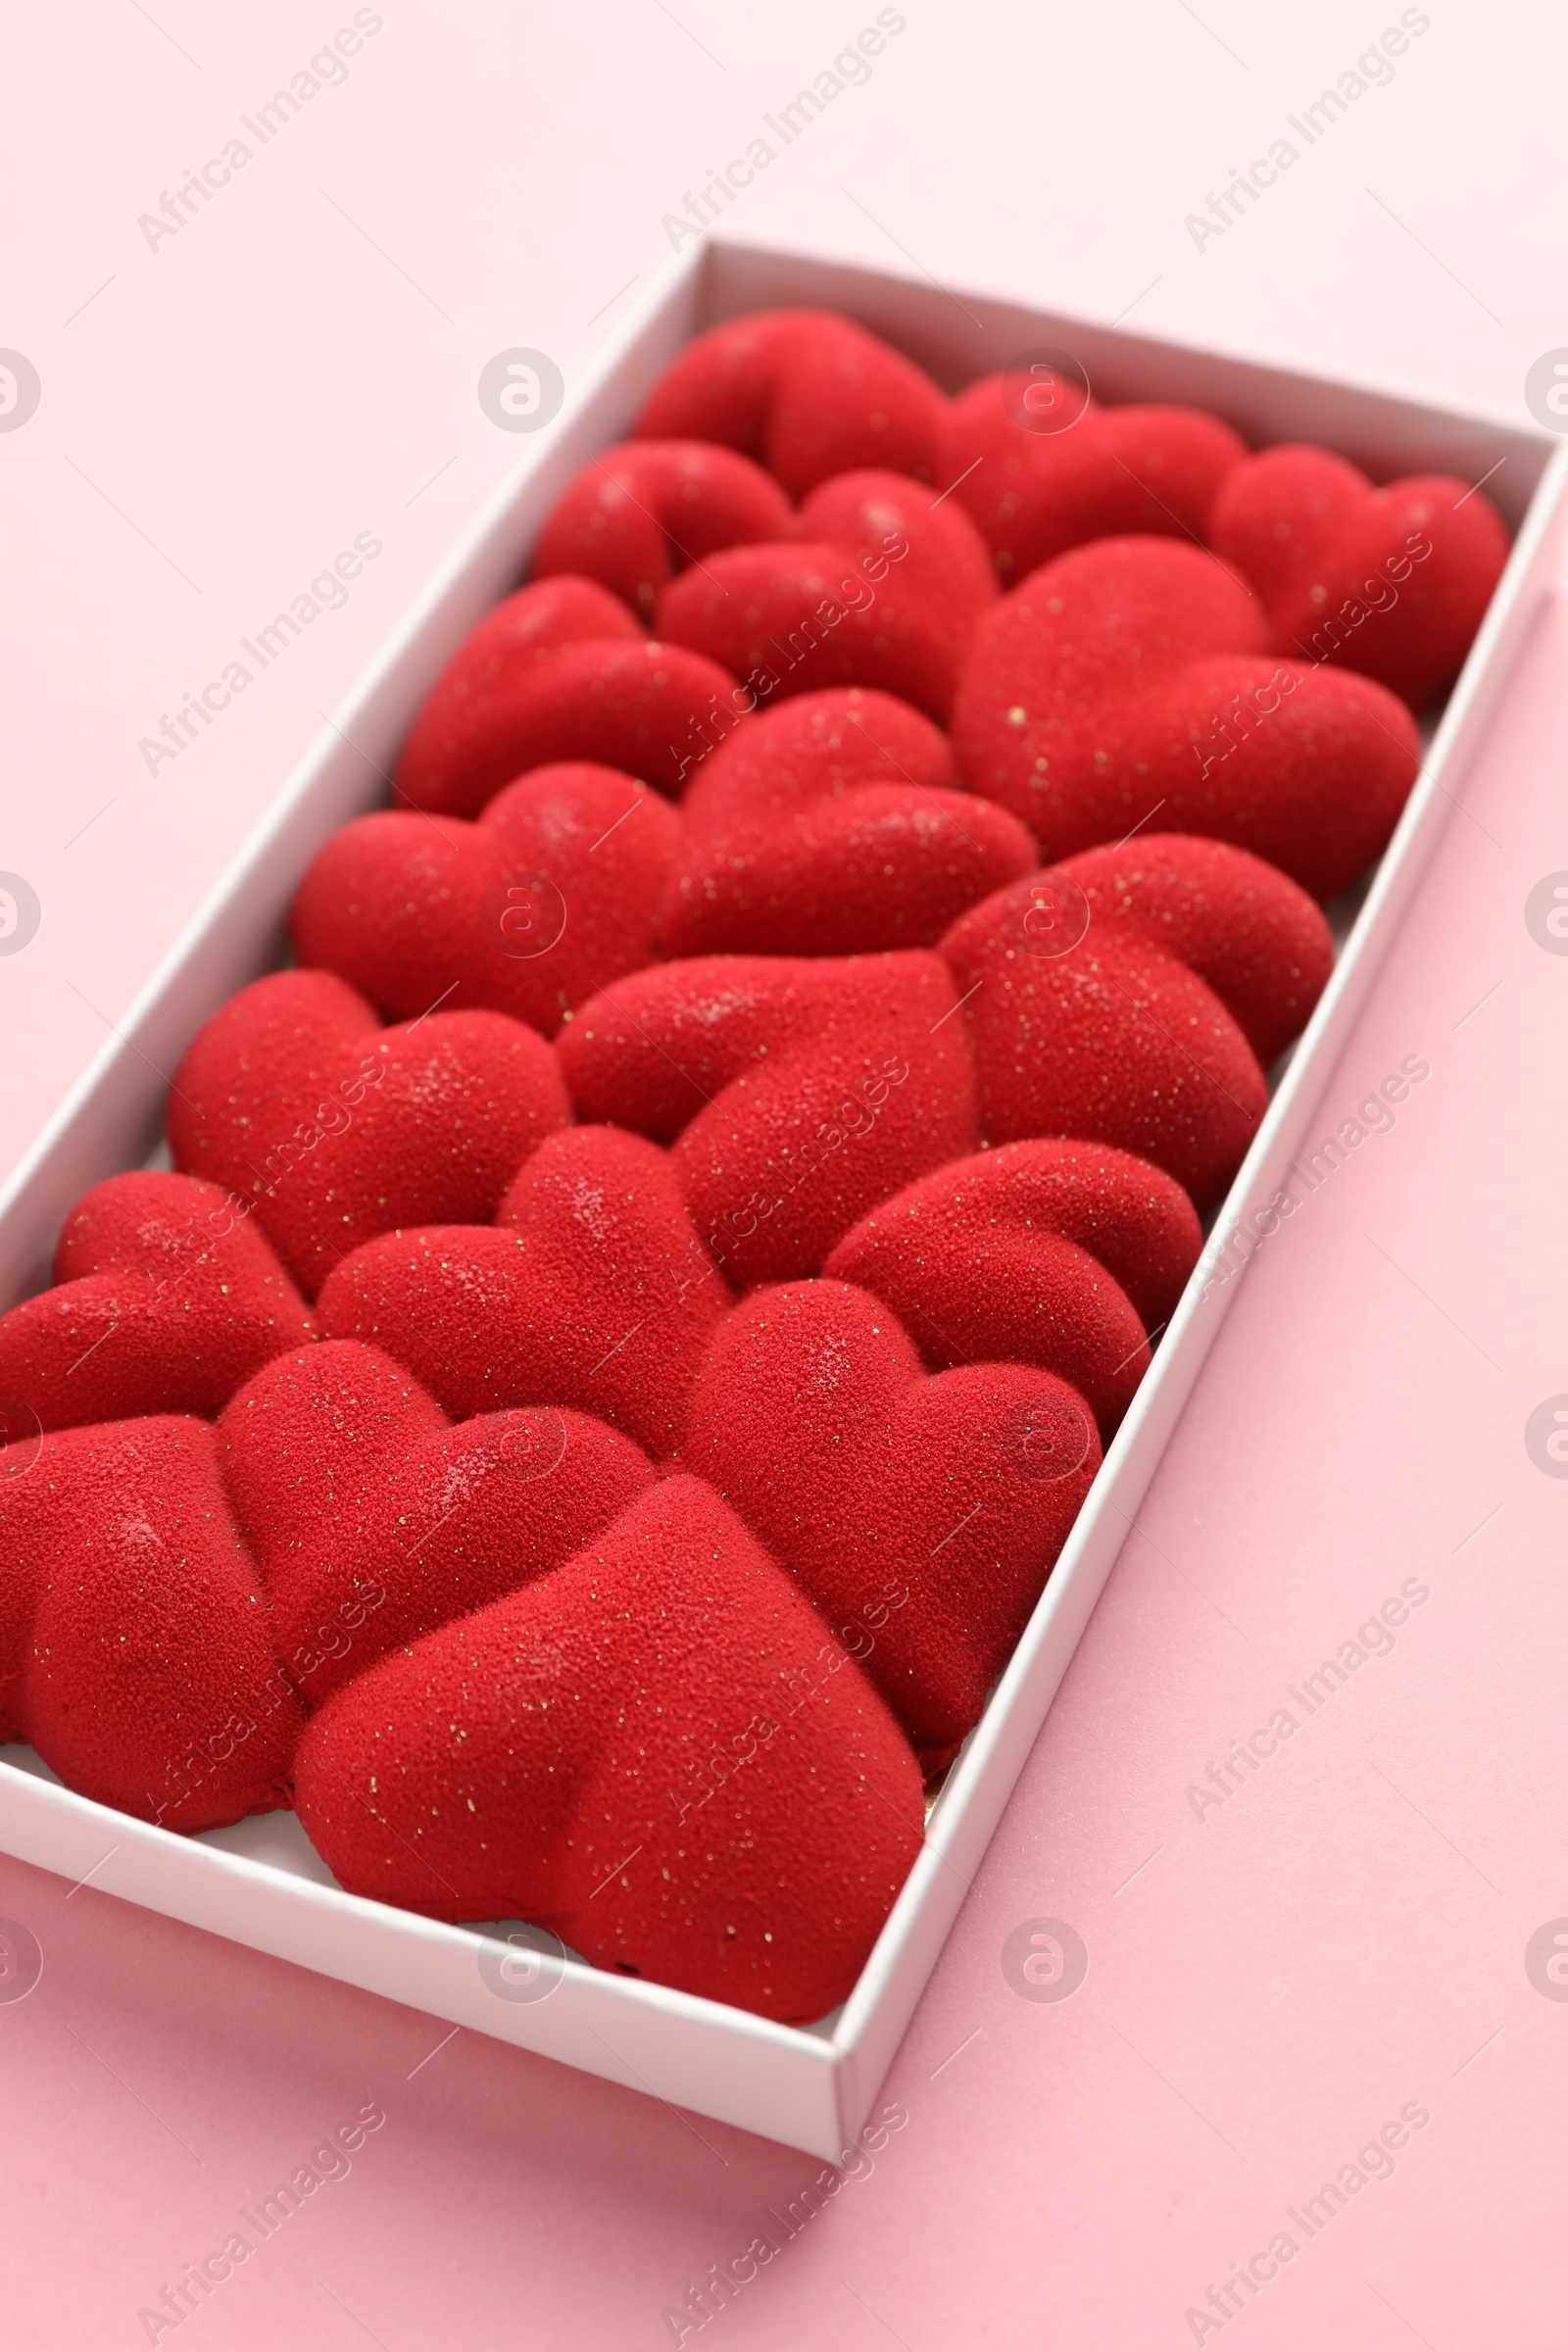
[656,469,999,723]
[0,1170,317,1432]
[0,1413,301,1827]
[940,378,1247,580]
[218,1339,653,1705]
[530,439,793,620]
[632,308,947,497]
[395,604,745,816]
[167,969,570,1299]
[291,762,680,1037]
[940,835,1334,1206]
[316,1127,731,1458]
[952,535,1422,900]
[292,1472,924,2021]
[558,950,981,1285]
[823,1138,1202,1436]
[390,574,636,816]
[682,1279,1102,1766]
[661,686,1037,957]
[1207,444,1509,710]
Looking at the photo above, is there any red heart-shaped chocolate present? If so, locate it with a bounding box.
[292,1472,924,2021]
[291,763,680,1037]
[952,536,1421,901]
[392,574,744,816]
[218,1336,445,1591]
[0,1171,317,1433]
[632,308,947,497]
[218,1339,652,1706]
[656,469,998,722]
[168,969,570,1298]
[682,1279,1101,1765]
[558,951,981,1285]
[530,440,793,620]
[1207,444,1509,710]
[661,687,1037,957]
[940,836,1334,1206]
[315,1126,731,1457]
[823,1139,1202,1434]
[0,1413,300,1828]
[940,374,1247,580]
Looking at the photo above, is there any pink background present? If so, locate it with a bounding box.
[3,3,1567,2343]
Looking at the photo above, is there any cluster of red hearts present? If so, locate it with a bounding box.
[0,308,1507,2025]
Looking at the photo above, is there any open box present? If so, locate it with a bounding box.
[1,238,1563,2160]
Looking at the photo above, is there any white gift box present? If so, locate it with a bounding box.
[0,238,1562,2160]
